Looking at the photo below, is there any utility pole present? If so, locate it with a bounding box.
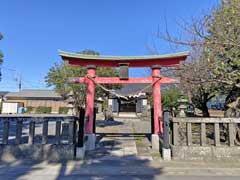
[1,66,23,91]
[13,70,22,92]
[18,74,22,91]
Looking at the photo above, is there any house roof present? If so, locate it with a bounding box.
[5,89,63,99]
[114,84,152,96]
[0,91,9,97]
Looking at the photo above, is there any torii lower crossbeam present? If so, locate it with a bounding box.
[70,77,178,84]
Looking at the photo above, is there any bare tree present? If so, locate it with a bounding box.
[158,0,240,117]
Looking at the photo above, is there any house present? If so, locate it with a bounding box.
[0,91,9,113]
[0,91,9,102]
[4,89,68,114]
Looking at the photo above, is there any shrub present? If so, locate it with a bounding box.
[59,107,69,114]
[35,106,52,114]
[162,87,186,110]
[25,106,35,113]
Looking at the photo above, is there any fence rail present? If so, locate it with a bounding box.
[171,117,240,147]
[0,114,76,145]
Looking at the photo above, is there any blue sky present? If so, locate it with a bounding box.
[0,0,219,92]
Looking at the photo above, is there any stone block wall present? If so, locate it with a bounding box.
[172,146,240,161]
[0,144,75,162]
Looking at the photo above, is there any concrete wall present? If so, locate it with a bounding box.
[172,146,240,161]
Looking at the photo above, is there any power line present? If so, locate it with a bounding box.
[1,66,21,91]
[1,66,46,91]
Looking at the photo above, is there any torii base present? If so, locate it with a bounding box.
[151,134,160,151]
[76,146,86,159]
[162,148,171,161]
[85,133,96,151]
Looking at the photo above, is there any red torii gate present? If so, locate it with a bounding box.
[59,50,188,149]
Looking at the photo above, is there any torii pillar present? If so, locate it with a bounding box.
[152,65,162,134]
[85,65,96,134]
[84,65,96,150]
[152,65,162,150]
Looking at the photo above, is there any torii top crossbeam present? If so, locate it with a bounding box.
[59,50,188,137]
[59,50,189,67]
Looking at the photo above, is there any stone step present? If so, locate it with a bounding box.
[116,112,138,118]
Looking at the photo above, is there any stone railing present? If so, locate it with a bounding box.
[172,117,240,146]
[170,117,240,161]
[0,114,77,161]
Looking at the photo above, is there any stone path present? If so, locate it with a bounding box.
[86,117,154,160]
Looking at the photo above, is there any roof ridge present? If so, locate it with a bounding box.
[21,89,55,91]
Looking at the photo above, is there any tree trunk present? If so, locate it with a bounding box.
[201,103,210,117]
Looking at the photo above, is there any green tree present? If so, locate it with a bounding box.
[162,87,183,110]
[205,0,240,116]
[0,33,3,80]
[0,33,3,63]
[77,49,100,55]
[45,50,120,111]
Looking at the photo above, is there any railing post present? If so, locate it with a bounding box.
[16,118,23,144]
[3,118,10,145]
[77,108,85,147]
[200,123,206,146]
[68,117,75,144]
[173,121,179,145]
[73,117,77,144]
[214,123,220,146]
[151,108,154,134]
[55,118,62,144]
[163,111,170,149]
[42,118,48,144]
[187,122,192,146]
[93,107,96,134]
[28,118,35,144]
[228,123,235,146]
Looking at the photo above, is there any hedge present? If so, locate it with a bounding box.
[26,106,35,113]
[35,106,52,114]
[59,107,69,114]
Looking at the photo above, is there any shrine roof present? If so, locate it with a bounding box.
[59,50,189,61]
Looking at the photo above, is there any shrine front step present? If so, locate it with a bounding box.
[114,113,141,119]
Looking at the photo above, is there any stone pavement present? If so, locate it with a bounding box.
[1,116,240,179]
[2,158,240,179]
[86,117,153,161]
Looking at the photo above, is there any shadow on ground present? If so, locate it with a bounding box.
[96,119,124,127]
[0,141,162,180]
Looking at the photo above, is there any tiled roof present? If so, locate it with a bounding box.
[5,89,62,99]
[115,84,151,95]
[0,91,9,97]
